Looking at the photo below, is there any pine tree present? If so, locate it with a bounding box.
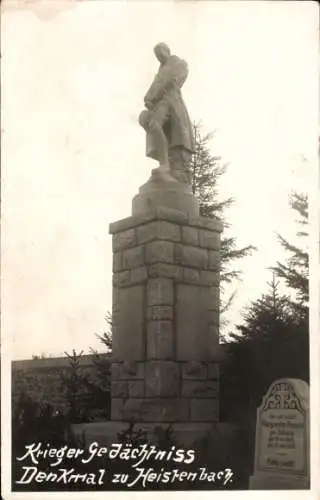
[95,312,112,351]
[190,123,233,220]
[230,275,294,341]
[190,122,256,312]
[271,192,308,319]
[221,275,309,423]
[221,193,310,422]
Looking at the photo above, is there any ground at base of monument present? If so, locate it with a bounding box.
[71,421,237,448]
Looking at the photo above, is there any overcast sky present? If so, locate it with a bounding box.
[2,1,318,360]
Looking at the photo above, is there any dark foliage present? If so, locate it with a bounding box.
[222,277,309,422]
[95,312,113,351]
[60,349,111,422]
[271,192,309,315]
[190,122,256,318]
[190,122,256,284]
[222,192,309,415]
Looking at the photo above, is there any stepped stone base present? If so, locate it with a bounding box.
[110,359,221,423]
[132,172,199,218]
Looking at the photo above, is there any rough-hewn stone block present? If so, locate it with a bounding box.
[199,229,220,249]
[207,363,219,380]
[130,266,148,285]
[122,246,144,269]
[147,320,174,360]
[113,252,122,272]
[145,361,179,397]
[137,221,181,244]
[190,399,219,421]
[112,286,119,313]
[208,250,220,270]
[112,286,145,360]
[175,245,208,269]
[182,361,207,380]
[182,381,218,398]
[158,221,181,242]
[176,285,213,361]
[133,184,199,220]
[112,398,189,422]
[139,399,189,422]
[137,223,158,244]
[110,398,128,420]
[155,207,189,225]
[146,241,174,264]
[190,215,222,232]
[147,306,174,321]
[149,263,182,280]
[147,278,174,306]
[209,322,219,339]
[199,270,219,286]
[183,268,200,284]
[113,270,130,287]
[111,381,128,398]
[128,381,144,398]
[208,311,219,327]
[182,226,198,246]
[112,361,145,380]
[109,214,153,234]
[207,337,222,360]
[113,229,136,251]
[208,286,220,310]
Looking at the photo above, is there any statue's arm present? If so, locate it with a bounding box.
[145,59,188,104]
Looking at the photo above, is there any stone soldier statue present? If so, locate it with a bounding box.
[139,43,194,184]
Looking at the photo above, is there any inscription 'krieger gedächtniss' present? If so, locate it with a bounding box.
[15,441,234,487]
[17,441,196,467]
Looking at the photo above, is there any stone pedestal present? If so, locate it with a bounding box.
[109,173,223,432]
[132,172,199,218]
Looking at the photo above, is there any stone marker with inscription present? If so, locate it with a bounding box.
[249,378,309,489]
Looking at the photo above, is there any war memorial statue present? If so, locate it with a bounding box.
[74,43,224,451]
[107,42,222,437]
[139,43,194,184]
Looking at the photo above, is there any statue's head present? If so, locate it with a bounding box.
[154,42,171,64]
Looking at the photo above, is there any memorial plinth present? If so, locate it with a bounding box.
[108,174,223,439]
[132,173,199,218]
